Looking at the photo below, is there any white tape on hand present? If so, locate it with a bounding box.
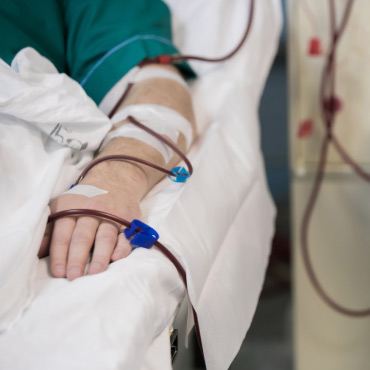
[62,184,108,198]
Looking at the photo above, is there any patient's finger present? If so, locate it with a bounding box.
[88,222,118,275]
[49,218,76,278]
[111,233,132,261]
[67,216,99,280]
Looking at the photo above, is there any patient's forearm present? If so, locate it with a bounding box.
[46,65,196,280]
[84,65,196,196]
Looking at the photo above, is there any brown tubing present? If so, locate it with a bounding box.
[74,116,193,185]
[301,0,370,317]
[127,115,193,175]
[48,209,185,282]
[48,0,256,363]
[108,83,134,119]
[139,0,255,66]
[319,0,370,181]
[76,154,174,183]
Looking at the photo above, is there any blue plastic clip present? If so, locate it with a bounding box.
[169,166,190,183]
[123,219,159,249]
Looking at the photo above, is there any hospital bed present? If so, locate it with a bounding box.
[0,1,281,369]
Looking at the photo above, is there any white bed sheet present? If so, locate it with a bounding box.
[0,1,281,369]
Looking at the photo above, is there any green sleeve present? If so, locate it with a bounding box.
[64,0,195,104]
[0,0,65,71]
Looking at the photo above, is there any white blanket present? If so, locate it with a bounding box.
[0,1,281,369]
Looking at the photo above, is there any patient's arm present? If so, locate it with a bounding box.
[42,65,196,280]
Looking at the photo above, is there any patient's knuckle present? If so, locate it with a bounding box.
[52,226,71,244]
[67,257,86,272]
[51,259,65,268]
[116,240,132,257]
[96,231,115,244]
[72,231,91,245]
[115,244,124,252]
[92,254,109,264]
[67,262,84,271]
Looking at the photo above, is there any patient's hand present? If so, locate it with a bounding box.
[42,161,147,280]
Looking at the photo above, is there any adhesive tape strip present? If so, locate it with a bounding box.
[111,104,193,149]
[100,123,173,163]
[62,184,108,198]
[132,65,189,89]
[99,65,188,115]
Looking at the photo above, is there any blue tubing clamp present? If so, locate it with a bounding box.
[124,219,159,249]
[170,166,190,183]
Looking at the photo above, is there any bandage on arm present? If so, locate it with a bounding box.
[89,64,196,194]
[100,104,193,163]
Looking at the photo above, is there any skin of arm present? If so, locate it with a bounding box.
[39,65,196,280]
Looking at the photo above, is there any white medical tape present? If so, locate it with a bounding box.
[100,104,193,163]
[62,184,108,198]
[132,65,189,89]
[100,123,173,163]
[111,104,193,149]
[99,65,189,115]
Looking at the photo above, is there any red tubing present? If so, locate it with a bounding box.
[301,0,370,317]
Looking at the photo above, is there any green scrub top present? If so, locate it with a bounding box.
[0,0,194,104]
